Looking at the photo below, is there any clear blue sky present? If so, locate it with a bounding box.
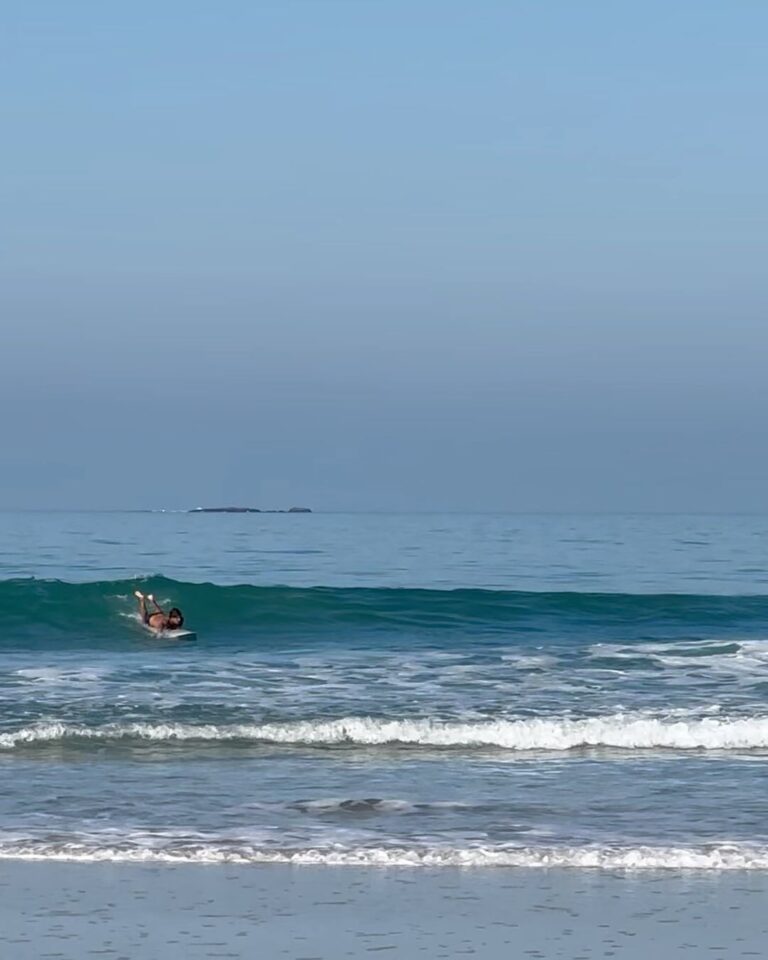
[2,1,766,510]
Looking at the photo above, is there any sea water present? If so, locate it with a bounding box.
[2,511,768,869]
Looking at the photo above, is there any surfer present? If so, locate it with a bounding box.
[134,591,184,632]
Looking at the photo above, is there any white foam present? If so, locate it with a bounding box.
[4,714,768,751]
[0,841,766,871]
[500,654,558,670]
[14,667,108,685]
[15,668,66,681]
[290,798,415,813]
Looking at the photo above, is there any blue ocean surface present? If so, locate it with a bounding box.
[2,512,768,870]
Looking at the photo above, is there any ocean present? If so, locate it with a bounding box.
[2,511,768,871]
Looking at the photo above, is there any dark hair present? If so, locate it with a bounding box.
[168,608,184,626]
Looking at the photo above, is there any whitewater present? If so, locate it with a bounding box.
[5,714,768,752]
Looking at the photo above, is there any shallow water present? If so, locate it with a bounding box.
[4,862,768,960]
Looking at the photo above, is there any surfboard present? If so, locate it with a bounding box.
[146,626,197,641]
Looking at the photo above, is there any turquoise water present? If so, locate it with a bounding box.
[2,512,768,869]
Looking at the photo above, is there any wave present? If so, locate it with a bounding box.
[5,714,768,752]
[1,576,767,646]
[1,838,766,870]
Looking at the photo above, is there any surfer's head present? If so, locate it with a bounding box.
[168,608,184,628]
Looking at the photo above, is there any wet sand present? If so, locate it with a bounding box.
[1,862,766,959]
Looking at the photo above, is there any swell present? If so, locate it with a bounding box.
[4,715,768,752]
[1,576,766,645]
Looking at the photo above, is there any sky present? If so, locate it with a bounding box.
[2,0,767,511]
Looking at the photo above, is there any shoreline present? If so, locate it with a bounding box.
[2,862,767,959]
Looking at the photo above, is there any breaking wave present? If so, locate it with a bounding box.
[1,838,766,870]
[4,714,768,752]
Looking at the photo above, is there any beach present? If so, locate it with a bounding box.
[2,862,766,959]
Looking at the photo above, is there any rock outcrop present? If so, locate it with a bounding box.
[189,506,312,514]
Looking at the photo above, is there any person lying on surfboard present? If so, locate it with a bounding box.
[134,591,184,632]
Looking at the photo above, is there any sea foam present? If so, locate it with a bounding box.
[1,839,766,870]
[3,714,768,751]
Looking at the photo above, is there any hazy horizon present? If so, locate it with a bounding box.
[4,2,767,512]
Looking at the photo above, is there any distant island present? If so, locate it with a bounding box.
[189,506,312,514]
